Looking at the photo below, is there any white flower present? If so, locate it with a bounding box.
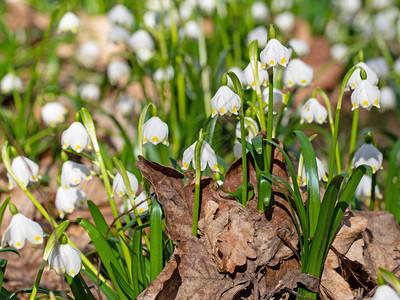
[347,62,378,90]
[302,157,328,184]
[234,117,259,158]
[355,175,383,201]
[210,86,241,117]
[260,38,291,69]
[183,20,200,40]
[119,191,151,222]
[233,142,243,158]
[246,26,268,48]
[79,83,100,102]
[379,86,397,111]
[179,0,196,21]
[330,44,348,62]
[282,58,313,88]
[334,0,362,14]
[261,87,284,114]
[288,39,310,57]
[41,102,66,127]
[226,67,245,88]
[107,25,130,44]
[58,12,80,34]
[142,117,169,145]
[61,161,92,189]
[373,9,397,40]
[111,171,139,198]
[107,60,131,85]
[153,66,174,82]
[199,0,216,15]
[1,213,43,249]
[271,0,293,12]
[366,57,390,80]
[61,122,92,153]
[274,12,295,33]
[352,143,383,173]
[7,156,40,189]
[143,11,158,28]
[373,285,400,300]
[55,186,86,218]
[48,244,82,278]
[350,80,381,111]
[181,140,220,172]
[128,30,155,63]
[251,1,270,23]
[243,61,268,90]
[107,4,134,28]
[117,93,136,116]
[394,57,400,76]
[76,41,100,69]
[369,0,394,10]
[300,98,327,124]
[1,73,23,94]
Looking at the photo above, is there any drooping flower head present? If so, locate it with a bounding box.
[379,86,397,111]
[55,186,86,218]
[112,171,139,198]
[350,80,381,111]
[300,98,328,124]
[107,25,130,44]
[302,157,328,184]
[7,156,40,189]
[0,73,23,94]
[153,66,174,82]
[48,243,82,278]
[107,4,134,28]
[372,285,400,300]
[41,102,67,128]
[210,86,241,117]
[261,87,284,114]
[76,41,100,69]
[117,93,136,116]
[142,117,169,145]
[288,38,310,57]
[80,83,100,102]
[61,122,92,153]
[282,58,313,88]
[181,140,220,172]
[251,1,270,23]
[119,191,152,222]
[355,175,383,201]
[58,12,80,34]
[234,117,260,158]
[128,30,155,63]
[61,161,92,190]
[107,60,131,85]
[243,61,268,90]
[246,26,268,48]
[260,38,291,69]
[352,143,383,173]
[1,213,43,249]
[347,62,378,90]
[182,20,201,40]
[226,67,245,88]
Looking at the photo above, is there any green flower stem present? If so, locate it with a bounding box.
[266,68,274,170]
[79,108,132,281]
[316,88,341,174]
[347,108,359,172]
[192,129,205,237]
[198,16,212,116]
[239,103,248,207]
[176,55,186,122]
[369,173,377,211]
[138,103,158,157]
[328,66,359,182]
[272,92,289,138]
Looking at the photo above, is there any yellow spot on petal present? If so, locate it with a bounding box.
[372,166,376,172]
[366,191,371,196]
[220,108,225,113]
[32,175,37,180]
[111,190,114,196]
[21,181,25,185]
[119,191,123,196]
[56,269,61,274]
[64,185,68,190]
[252,81,255,87]
[63,142,67,148]
[63,26,68,31]
[363,101,368,107]
[86,175,90,179]
[352,83,355,88]
[261,62,265,68]
[214,163,218,171]
[281,57,286,65]
[74,180,78,184]
[301,79,307,84]
[304,178,307,184]
[50,121,56,127]
[80,200,84,205]
[262,79,267,85]
[16,242,21,247]
[270,60,274,65]
[70,269,75,275]
[353,102,357,108]
[139,208,144,214]
[67,207,72,211]
[152,136,159,143]
[375,99,379,106]
[75,145,81,151]
[306,105,310,112]
[8,182,12,187]
[144,138,148,143]
[163,138,167,144]
[288,80,293,85]
[212,108,216,115]
[57,115,64,121]
[87,143,91,148]
[35,236,41,242]
[323,174,328,181]
[308,117,312,121]
[318,117,322,121]
[183,162,188,169]
[232,106,237,113]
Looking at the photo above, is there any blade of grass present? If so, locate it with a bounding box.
[150,198,163,282]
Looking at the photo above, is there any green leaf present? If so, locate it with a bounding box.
[43,220,70,260]
[295,130,320,237]
[378,268,400,294]
[236,182,255,202]
[132,228,147,296]
[66,273,95,300]
[226,71,243,98]
[0,196,11,228]
[81,269,118,300]
[110,262,136,299]
[251,136,263,154]
[150,198,163,282]
[0,259,7,293]
[0,248,20,257]
[385,138,400,220]
[258,177,272,208]
[87,200,109,236]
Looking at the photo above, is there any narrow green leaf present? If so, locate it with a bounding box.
[81,269,118,300]
[87,200,109,236]
[110,262,136,299]
[0,258,7,293]
[132,227,147,296]
[379,268,400,294]
[66,273,95,300]
[295,130,320,237]
[385,138,400,219]
[0,248,20,257]
[150,199,163,282]
[251,136,263,154]
[0,196,11,227]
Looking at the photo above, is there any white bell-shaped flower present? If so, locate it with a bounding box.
[210,86,241,117]
[61,122,92,153]
[153,66,174,82]
[128,30,155,63]
[107,60,131,85]
[352,143,383,173]
[251,1,270,23]
[243,61,268,90]
[55,186,86,218]
[234,117,259,158]
[117,93,136,116]
[48,243,82,278]
[274,12,295,33]
[58,12,80,34]
[302,157,328,184]
[107,25,130,44]
[199,0,216,15]
[179,0,196,21]
[246,26,268,48]
[355,175,383,201]
[271,0,294,12]
[372,285,400,300]
[282,58,313,88]
[379,86,397,111]
[261,87,284,114]
[226,67,245,88]
[183,20,200,40]
[112,171,139,198]
[142,117,169,145]
[330,44,348,62]
[181,140,220,172]
[366,57,390,80]
[7,156,40,189]
[41,102,67,128]
[347,62,378,90]
[1,73,23,94]
[350,80,381,111]
[119,191,152,222]
[61,161,92,189]
[1,213,43,249]
[288,39,310,57]
[80,83,100,102]
[107,4,134,28]
[260,38,291,69]
[300,98,328,124]
[76,41,100,69]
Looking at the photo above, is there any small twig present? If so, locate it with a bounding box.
[276,228,301,262]
[265,280,284,299]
